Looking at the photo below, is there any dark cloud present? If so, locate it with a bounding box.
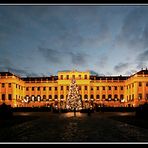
[69,52,88,66]
[98,55,108,68]
[137,50,148,62]
[114,62,129,72]
[38,47,63,64]
[38,47,88,66]
[136,49,148,69]
[115,7,148,51]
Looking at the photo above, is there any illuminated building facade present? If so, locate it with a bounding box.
[0,69,148,108]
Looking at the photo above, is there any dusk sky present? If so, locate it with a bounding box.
[0,5,148,77]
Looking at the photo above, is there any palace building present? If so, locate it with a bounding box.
[0,69,148,108]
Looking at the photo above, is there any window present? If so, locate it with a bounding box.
[49,87,51,91]
[79,75,81,79]
[146,82,148,87]
[8,94,12,100]
[49,95,52,100]
[55,95,58,99]
[2,94,5,101]
[67,86,69,90]
[90,95,94,99]
[108,94,112,100]
[55,87,57,91]
[66,75,69,79]
[16,84,17,88]
[43,87,46,91]
[132,94,134,100]
[37,87,40,91]
[84,94,88,99]
[108,86,111,90]
[139,82,142,87]
[84,75,87,79]
[85,86,87,90]
[32,95,35,101]
[121,86,123,90]
[37,95,41,101]
[8,83,11,87]
[26,87,29,91]
[61,86,63,90]
[114,86,117,90]
[120,94,124,99]
[2,83,5,87]
[114,94,118,99]
[61,75,63,80]
[91,87,93,90]
[79,86,81,90]
[102,95,105,99]
[129,95,131,100]
[138,94,142,100]
[102,86,105,90]
[60,95,64,99]
[97,86,99,90]
[43,95,46,100]
[72,75,75,79]
[96,95,100,99]
[146,94,148,100]
[32,87,34,91]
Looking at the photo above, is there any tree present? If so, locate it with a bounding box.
[66,79,82,111]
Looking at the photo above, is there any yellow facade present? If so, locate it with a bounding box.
[0,69,148,108]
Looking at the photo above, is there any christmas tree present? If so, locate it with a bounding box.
[66,79,82,111]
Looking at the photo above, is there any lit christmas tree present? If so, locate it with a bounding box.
[66,79,82,111]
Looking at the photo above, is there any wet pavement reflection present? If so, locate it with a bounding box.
[0,112,148,142]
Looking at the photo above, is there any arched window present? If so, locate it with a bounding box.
[60,95,64,99]
[102,95,105,100]
[37,95,41,101]
[43,95,46,100]
[90,95,94,99]
[49,95,52,100]
[108,94,112,101]
[96,95,100,100]
[114,94,118,101]
[31,95,35,101]
[55,95,58,99]
[84,94,88,99]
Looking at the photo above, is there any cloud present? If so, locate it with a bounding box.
[38,47,88,66]
[114,62,129,72]
[98,55,108,68]
[68,52,88,66]
[135,49,148,69]
[115,7,148,52]
[38,47,63,64]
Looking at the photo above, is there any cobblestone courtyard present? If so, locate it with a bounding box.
[0,112,148,143]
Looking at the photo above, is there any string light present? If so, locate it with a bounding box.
[66,79,82,111]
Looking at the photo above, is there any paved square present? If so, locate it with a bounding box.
[0,112,148,143]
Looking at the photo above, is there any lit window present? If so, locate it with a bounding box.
[8,83,11,87]
[96,95,100,99]
[139,82,142,87]
[61,75,63,80]
[8,94,12,100]
[2,83,5,87]
[2,94,5,101]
